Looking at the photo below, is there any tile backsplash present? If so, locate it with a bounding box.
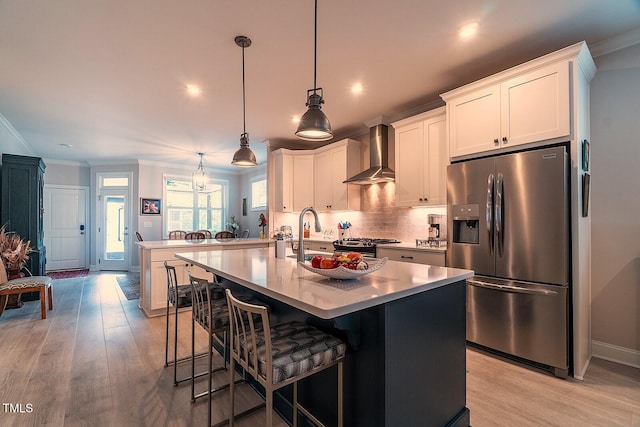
[272,182,447,244]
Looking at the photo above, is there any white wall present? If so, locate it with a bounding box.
[238,164,267,238]
[590,42,640,365]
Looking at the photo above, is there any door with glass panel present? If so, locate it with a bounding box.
[98,173,131,271]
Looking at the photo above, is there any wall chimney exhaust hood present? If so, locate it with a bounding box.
[343,123,395,185]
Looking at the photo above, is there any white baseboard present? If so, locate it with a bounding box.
[592,340,640,369]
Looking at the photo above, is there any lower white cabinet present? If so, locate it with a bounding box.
[149,260,212,311]
[138,240,271,317]
[377,247,445,267]
[308,241,333,253]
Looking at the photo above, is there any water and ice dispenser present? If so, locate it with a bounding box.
[452,204,479,244]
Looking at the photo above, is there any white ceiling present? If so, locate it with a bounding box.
[1,0,639,171]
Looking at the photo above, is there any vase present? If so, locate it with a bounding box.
[259,231,265,239]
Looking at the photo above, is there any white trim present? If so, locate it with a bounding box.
[0,113,34,155]
[592,340,640,369]
[590,27,640,58]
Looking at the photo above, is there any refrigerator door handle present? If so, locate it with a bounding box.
[495,172,504,254]
[486,173,494,254]
[468,279,559,295]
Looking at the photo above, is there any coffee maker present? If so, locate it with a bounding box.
[428,214,446,247]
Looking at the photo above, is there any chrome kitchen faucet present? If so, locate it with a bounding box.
[297,207,322,262]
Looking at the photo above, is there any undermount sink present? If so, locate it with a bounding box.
[287,254,313,261]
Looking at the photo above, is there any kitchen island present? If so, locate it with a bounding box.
[176,246,473,427]
[136,238,272,317]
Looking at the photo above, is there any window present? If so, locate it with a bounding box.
[251,178,267,210]
[163,176,227,236]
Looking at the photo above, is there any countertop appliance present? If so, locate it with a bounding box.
[333,237,401,258]
[446,145,570,378]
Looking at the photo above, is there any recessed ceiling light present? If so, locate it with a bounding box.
[458,22,479,39]
[291,115,301,124]
[186,84,202,97]
[351,82,364,95]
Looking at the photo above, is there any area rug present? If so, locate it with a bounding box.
[47,269,89,279]
[116,273,140,300]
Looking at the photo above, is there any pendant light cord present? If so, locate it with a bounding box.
[242,43,246,135]
[313,0,318,91]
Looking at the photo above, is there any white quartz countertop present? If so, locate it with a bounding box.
[136,238,272,250]
[175,247,472,319]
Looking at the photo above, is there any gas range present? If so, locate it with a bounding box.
[333,238,401,257]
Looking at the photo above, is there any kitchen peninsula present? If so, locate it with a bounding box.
[136,238,272,317]
[176,246,473,427]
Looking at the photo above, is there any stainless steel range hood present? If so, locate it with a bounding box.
[343,123,395,185]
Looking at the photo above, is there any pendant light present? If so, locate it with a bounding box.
[295,0,332,142]
[231,35,257,167]
[192,152,208,191]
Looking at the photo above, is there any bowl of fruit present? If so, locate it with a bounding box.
[298,251,387,280]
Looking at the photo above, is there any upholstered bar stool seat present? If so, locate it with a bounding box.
[226,289,346,427]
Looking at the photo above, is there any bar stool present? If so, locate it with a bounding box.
[189,274,232,427]
[226,289,346,427]
[164,261,218,386]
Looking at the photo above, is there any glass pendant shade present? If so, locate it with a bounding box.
[192,153,208,191]
[231,133,257,167]
[295,90,332,141]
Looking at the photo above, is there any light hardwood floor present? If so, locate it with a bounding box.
[0,273,638,426]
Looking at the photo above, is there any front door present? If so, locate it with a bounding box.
[43,185,88,270]
[99,189,130,271]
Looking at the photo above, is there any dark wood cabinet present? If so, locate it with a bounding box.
[1,154,46,277]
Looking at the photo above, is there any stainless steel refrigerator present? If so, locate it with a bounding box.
[446,145,570,378]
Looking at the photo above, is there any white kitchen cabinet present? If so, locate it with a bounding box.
[377,246,445,267]
[313,139,361,211]
[292,154,314,211]
[273,149,315,212]
[273,149,293,212]
[149,260,212,311]
[308,241,333,253]
[392,107,447,207]
[137,239,271,316]
[444,61,570,158]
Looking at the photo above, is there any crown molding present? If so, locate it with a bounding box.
[590,27,640,57]
[0,113,34,155]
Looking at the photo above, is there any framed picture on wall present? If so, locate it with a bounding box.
[140,198,161,215]
[582,139,590,171]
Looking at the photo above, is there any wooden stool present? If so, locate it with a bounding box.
[0,275,53,319]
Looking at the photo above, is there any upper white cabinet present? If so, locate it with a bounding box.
[392,107,448,207]
[314,139,361,211]
[273,149,293,212]
[273,149,315,212]
[443,60,570,158]
[272,139,360,213]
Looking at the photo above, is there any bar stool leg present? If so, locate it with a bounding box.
[164,297,170,367]
[173,298,179,386]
